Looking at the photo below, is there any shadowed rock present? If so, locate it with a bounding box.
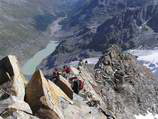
[56,76,73,99]
[0,55,25,100]
[0,55,39,119]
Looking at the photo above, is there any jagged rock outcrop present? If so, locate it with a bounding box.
[0,55,39,119]
[25,70,72,119]
[94,45,158,119]
[4,111,39,119]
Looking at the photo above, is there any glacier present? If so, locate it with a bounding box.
[129,49,158,78]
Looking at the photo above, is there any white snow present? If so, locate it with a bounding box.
[129,49,158,118]
[129,49,158,78]
[135,112,158,119]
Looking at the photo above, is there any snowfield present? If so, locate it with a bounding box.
[135,112,158,119]
[129,49,158,78]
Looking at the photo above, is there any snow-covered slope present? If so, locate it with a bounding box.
[135,112,158,119]
[129,49,158,78]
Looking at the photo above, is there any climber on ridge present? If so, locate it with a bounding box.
[52,68,60,83]
[62,65,71,78]
[63,65,71,74]
[77,59,84,74]
[69,77,84,94]
[85,60,88,66]
[78,59,84,67]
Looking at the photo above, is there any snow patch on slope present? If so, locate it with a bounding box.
[129,49,158,78]
[135,112,158,119]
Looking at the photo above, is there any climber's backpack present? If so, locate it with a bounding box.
[79,80,84,90]
[65,67,71,73]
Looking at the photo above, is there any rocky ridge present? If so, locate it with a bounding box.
[0,55,107,119]
[0,45,158,119]
[94,45,158,119]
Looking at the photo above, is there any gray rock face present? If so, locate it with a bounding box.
[94,45,158,119]
[0,55,39,119]
[25,70,73,119]
[5,111,39,119]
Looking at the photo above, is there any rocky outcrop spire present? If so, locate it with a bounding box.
[25,70,72,119]
[95,45,158,119]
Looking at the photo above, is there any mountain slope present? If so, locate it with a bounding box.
[1,45,158,119]
[39,0,158,69]
[0,0,79,64]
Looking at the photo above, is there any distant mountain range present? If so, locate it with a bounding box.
[0,0,78,63]
[39,0,158,69]
[1,0,158,71]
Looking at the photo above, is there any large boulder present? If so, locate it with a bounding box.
[0,55,39,119]
[0,55,25,100]
[25,70,72,119]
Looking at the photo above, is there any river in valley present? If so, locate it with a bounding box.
[22,41,59,75]
[22,17,64,75]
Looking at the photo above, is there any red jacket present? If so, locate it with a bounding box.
[64,67,71,73]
